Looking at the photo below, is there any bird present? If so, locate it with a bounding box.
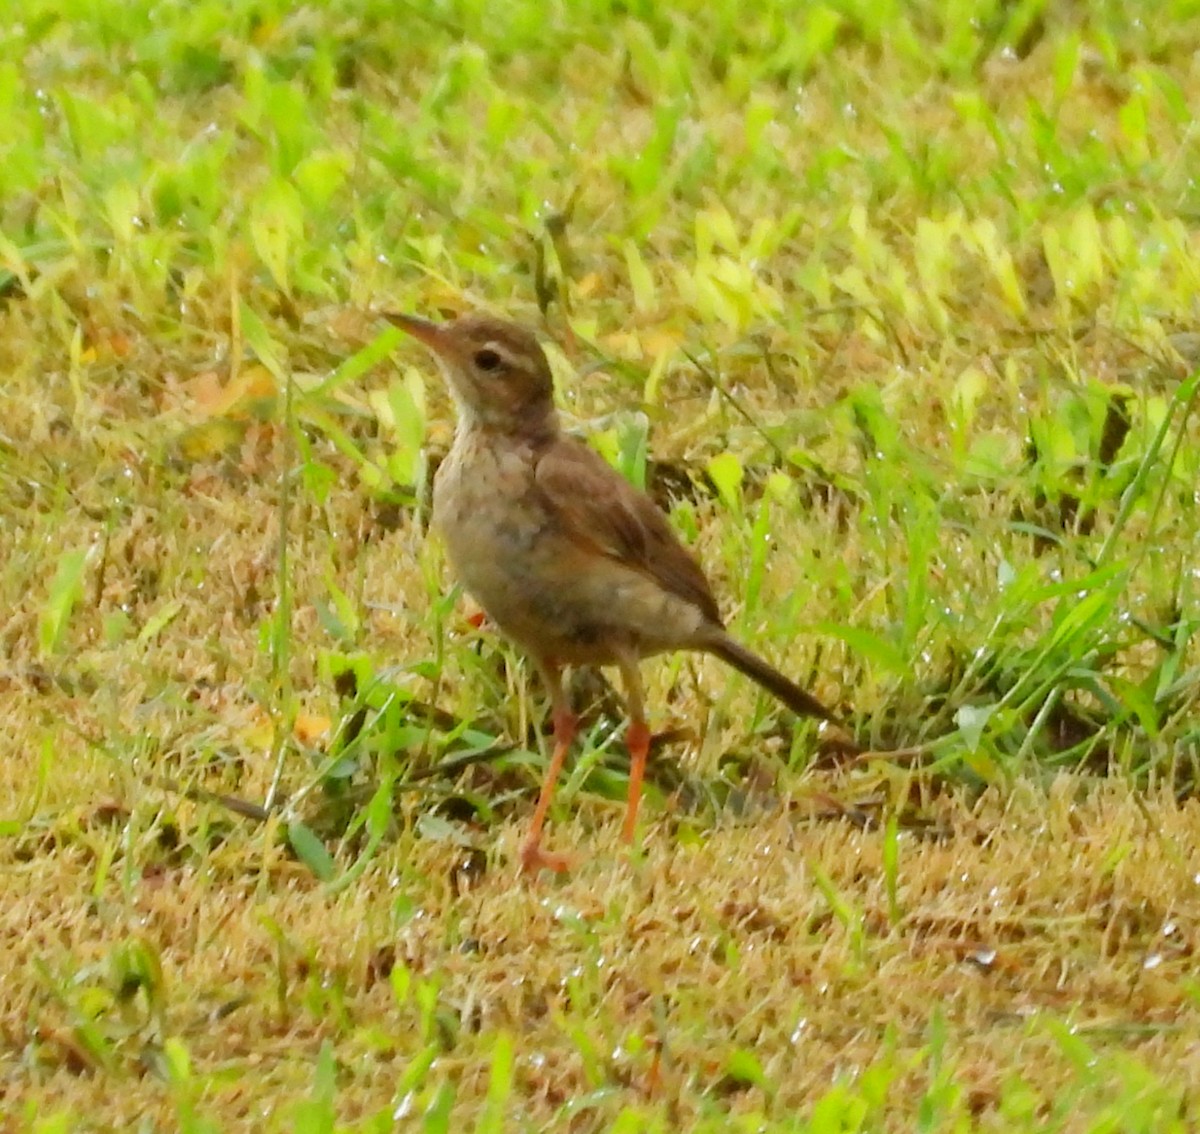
[385,309,844,872]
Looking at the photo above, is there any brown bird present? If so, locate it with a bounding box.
[387,310,842,872]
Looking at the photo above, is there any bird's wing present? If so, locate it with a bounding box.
[533,435,723,625]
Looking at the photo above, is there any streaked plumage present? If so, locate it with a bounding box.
[387,310,840,871]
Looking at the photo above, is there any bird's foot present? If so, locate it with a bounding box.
[519,838,574,875]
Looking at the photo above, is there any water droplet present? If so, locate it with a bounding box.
[969,947,997,969]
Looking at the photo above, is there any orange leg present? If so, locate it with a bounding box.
[617,654,650,846]
[520,664,577,874]
[622,719,651,844]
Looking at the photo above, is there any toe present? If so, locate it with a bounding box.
[520,839,574,875]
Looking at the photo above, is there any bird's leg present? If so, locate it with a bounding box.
[520,660,577,874]
[617,655,650,846]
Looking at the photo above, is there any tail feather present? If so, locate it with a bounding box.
[708,634,839,724]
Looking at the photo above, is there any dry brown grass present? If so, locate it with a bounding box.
[4,771,1199,1127]
[5,3,1200,1128]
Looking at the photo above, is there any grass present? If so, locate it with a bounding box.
[2,0,1200,1128]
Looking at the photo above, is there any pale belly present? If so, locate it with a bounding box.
[432,438,704,664]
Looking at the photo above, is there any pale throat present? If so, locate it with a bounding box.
[444,375,560,441]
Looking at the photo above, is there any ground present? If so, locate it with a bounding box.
[2,2,1200,1130]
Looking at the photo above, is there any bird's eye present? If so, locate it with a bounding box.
[473,349,502,372]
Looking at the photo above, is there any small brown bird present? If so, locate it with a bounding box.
[388,310,841,872]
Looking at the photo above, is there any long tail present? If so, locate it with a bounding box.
[708,634,840,724]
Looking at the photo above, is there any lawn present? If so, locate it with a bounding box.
[2,1,1200,1130]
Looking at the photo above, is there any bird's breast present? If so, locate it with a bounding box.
[434,436,544,550]
[432,434,554,606]
[430,430,709,664]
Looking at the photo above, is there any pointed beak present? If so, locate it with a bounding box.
[382,312,451,356]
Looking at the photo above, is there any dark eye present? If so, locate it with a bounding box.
[474,349,502,372]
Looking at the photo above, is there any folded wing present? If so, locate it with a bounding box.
[533,435,723,627]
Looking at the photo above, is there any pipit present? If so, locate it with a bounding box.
[387,311,843,872]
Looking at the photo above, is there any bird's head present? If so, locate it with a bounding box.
[385,311,556,434]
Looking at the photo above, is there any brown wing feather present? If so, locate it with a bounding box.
[533,436,723,625]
